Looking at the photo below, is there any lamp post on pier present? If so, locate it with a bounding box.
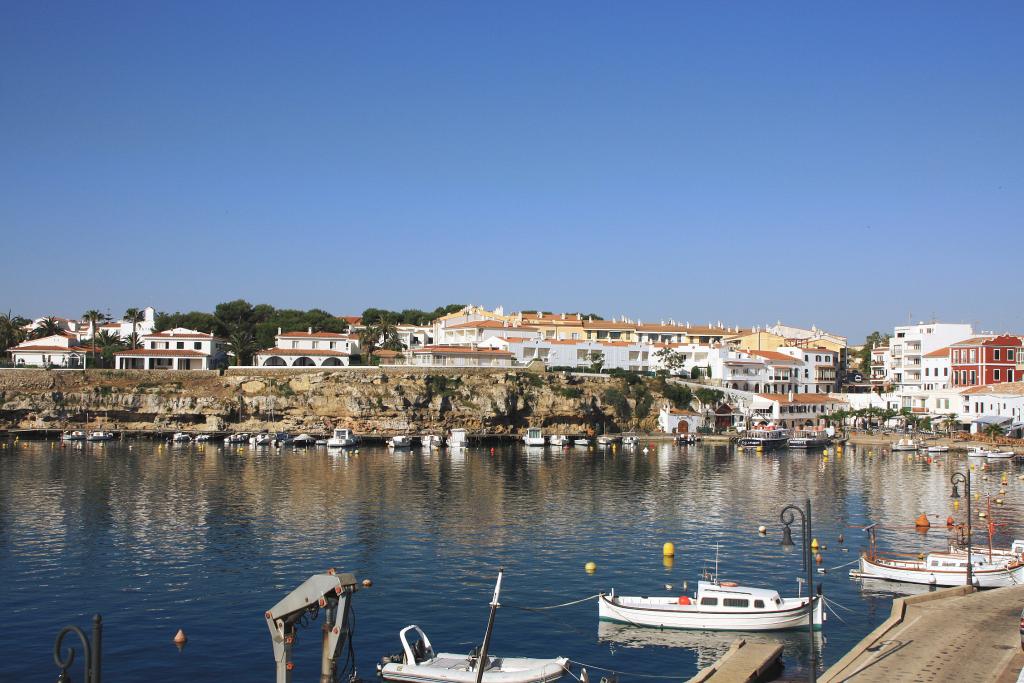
[781,499,817,683]
[950,471,974,587]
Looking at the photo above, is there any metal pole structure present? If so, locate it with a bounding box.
[951,472,973,587]
[781,502,816,683]
[54,613,102,683]
[474,568,504,683]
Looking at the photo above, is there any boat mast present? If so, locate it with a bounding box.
[474,568,503,683]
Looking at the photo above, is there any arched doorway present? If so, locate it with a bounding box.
[263,356,287,366]
[321,357,343,367]
[292,357,315,367]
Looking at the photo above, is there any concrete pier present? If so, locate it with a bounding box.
[822,584,1024,682]
[687,639,783,682]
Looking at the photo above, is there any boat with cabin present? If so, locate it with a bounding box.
[548,435,570,447]
[292,433,316,447]
[62,430,87,442]
[622,434,640,447]
[86,431,115,442]
[926,445,949,453]
[326,428,359,449]
[891,438,920,451]
[421,434,444,449]
[573,436,591,447]
[737,426,789,450]
[523,427,546,447]
[787,427,831,449]
[850,524,1024,588]
[251,432,274,446]
[225,433,249,444]
[195,433,213,442]
[449,428,468,448]
[171,432,191,443]
[596,434,621,448]
[389,435,412,449]
[599,547,823,631]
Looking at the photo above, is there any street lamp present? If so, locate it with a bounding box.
[950,471,973,587]
[780,499,817,683]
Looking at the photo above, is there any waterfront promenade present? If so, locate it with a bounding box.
[822,584,1024,682]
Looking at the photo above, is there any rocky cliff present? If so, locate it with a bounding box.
[0,368,677,435]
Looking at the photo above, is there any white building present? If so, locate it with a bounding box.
[7,333,92,368]
[437,320,541,346]
[657,405,704,435]
[958,382,1024,433]
[887,322,974,391]
[255,329,358,367]
[505,339,652,372]
[114,328,226,370]
[921,346,952,391]
[775,346,837,393]
[748,393,848,430]
[407,346,515,368]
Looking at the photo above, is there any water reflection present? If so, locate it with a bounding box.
[1,440,1022,681]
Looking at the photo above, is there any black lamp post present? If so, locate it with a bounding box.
[950,471,973,587]
[54,613,102,682]
[781,499,816,683]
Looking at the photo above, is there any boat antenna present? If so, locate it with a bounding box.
[474,568,503,683]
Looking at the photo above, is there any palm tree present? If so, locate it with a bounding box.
[940,414,960,437]
[984,422,1005,440]
[83,309,106,368]
[93,330,125,368]
[124,307,143,349]
[225,329,257,367]
[0,311,26,353]
[377,314,403,351]
[32,316,63,339]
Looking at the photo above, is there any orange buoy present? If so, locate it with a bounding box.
[946,516,955,527]
[815,553,823,564]
[915,513,930,528]
[173,628,187,645]
[677,595,691,605]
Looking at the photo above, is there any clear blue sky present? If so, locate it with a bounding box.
[2,2,1021,340]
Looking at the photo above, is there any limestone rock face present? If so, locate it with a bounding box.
[0,368,673,435]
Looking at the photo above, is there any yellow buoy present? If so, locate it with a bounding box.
[585,561,597,573]
[810,538,819,550]
[662,542,675,557]
[979,511,987,518]
[996,498,1004,505]
[953,499,960,511]
[822,456,828,463]
[755,446,763,453]
[662,556,674,569]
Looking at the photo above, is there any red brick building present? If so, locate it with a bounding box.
[950,335,1022,387]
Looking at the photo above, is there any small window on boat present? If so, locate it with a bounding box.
[700,597,718,606]
[723,598,749,608]
[754,600,765,609]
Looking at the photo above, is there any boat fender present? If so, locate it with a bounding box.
[677,595,691,605]
[720,581,738,587]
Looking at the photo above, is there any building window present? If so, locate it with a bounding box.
[970,370,976,384]
[176,341,184,349]
[944,368,948,376]
[995,349,1001,361]
[995,369,1001,381]
[1009,349,1015,361]
[194,342,201,350]
[970,349,976,362]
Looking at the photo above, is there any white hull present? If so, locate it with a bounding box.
[381,655,567,683]
[852,555,1024,588]
[598,593,823,631]
[523,438,546,446]
[172,433,191,443]
[86,432,115,442]
[389,436,412,449]
[548,435,569,446]
[573,439,591,447]
[421,435,444,449]
[63,431,87,441]
[926,446,949,453]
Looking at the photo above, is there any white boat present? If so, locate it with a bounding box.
[986,450,1016,459]
[522,427,546,447]
[86,431,115,442]
[421,434,445,449]
[573,437,591,447]
[389,435,412,449]
[379,626,567,683]
[851,550,1024,588]
[599,580,823,632]
[250,432,274,446]
[596,435,621,447]
[548,435,570,447]
[891,438,920,451]
[449,429,468,447]
[327,428,359,449]
[172,432,192,443]
[62,430,87,441]
[966,446,1015,459]
[225,433,249,444]
[787,427,831,448]
[621,434,640,447]
[738,426,789,450]
[195,434,213,442]
[926,445,949,453]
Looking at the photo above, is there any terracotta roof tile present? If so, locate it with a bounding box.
[115,349,207,357]
[258,347,350,357]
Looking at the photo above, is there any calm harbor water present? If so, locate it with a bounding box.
[2,439,1022,681]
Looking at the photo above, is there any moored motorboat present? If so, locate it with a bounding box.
[389,435,412,449]
[737,426,788,450]
[596,435,621,448]
[378,626,567,683]
[62,430,87,441]
[449,428,469,447]
[548,435,570,447]
[225,433,249,444]
[573,437,591,447]
[195,434,213,442]
[599,583,823,632]
[522,427,546,447]
[274,432,294,446]
[250,432,274,446]
[171,432,191,443]
[621,434,640,447]
[891,438,920,451]
[292,433,316,447]
[421,434,445,449]
[926,445,949,453]
[787,427,831,449]
[326,428,358,449]
[86,431,115,442]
